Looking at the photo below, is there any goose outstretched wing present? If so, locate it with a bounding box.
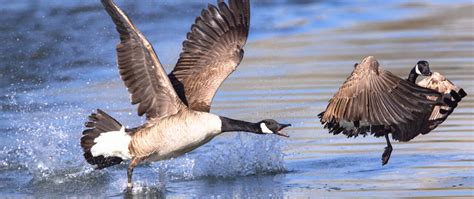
[102,0,185,120]
[169,0,250,112]
[320,56,443,140]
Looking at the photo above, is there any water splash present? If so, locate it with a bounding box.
[155,132,288,181]
[1,86,90,187]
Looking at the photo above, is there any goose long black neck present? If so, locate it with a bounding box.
[219,117,261,133]
[407,67,418,83]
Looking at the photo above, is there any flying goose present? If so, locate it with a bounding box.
[408,60,467,135]
[81,0,291,189]
[318,56,449,165]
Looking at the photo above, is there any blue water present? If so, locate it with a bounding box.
[1,0,473,198]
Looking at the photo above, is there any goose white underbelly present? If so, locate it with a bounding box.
[145,132,216,162]
[130,111,222,162]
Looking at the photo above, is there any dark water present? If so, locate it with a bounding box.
[1,0,473,198]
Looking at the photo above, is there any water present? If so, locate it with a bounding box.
[1,0,473,198]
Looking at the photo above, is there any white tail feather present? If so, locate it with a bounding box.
[90,126,132,160]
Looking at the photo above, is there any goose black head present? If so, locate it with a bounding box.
[416,60,432,76]
[259,119,291,137]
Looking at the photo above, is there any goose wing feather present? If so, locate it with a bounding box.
[417,72,461,131]
[102,0,185,121]
[320,58,443,139]
[169,0,250,112]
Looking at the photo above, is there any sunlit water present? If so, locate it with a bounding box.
[1,0,473,198]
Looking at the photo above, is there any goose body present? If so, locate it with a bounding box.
[319,56,447,165]
[129,110,222,162]
[81,0,291,189]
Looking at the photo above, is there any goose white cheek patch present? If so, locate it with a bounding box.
[260,123,273,134]
[415,64,422,75]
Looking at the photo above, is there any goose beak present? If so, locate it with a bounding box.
[422,70,432,76]
[275,123,291,137]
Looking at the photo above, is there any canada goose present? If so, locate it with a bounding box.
[81,0,291,189]
[408,60,467,134]
[318,56,448,165]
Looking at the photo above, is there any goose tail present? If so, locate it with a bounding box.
[80,109,132,169]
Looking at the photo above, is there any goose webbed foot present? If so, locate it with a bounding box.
[382,145,392,166]
[381,134,393,166]
[124,186,133,193]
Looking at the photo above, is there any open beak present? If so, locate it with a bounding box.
[274,123,291,137]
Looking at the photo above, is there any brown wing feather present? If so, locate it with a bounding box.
[416,72,462,133]
[102,0,185,120]
[320,56,443,140]
[169,0,250,112]
[322,70,440,126]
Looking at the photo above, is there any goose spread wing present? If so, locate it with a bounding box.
[102,0,185,120]
[321,64,443,128]
[169,0,250,112]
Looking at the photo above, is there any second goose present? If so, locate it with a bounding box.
[318,56,453,165]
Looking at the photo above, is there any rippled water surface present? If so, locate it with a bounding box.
[1,0,473,198]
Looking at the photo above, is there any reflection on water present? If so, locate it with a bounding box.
[0,0,473,198]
